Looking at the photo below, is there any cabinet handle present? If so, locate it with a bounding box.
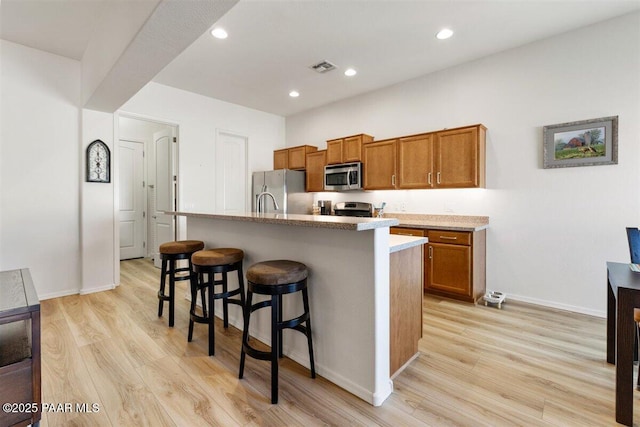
[392,174,396,186]
[437,172,441,184]
[440,236,457,240]
[428,246,433,259]
[427,172,432,185]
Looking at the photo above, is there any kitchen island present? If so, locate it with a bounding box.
[168,211,425,406]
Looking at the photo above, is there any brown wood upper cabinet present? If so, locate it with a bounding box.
[435,125,486,188]
[397,133,434,189]
[326,134,373,165]
[305,150,326,192]
[362,138,398,190]
[273,145,318,170]
[364,124,486,190]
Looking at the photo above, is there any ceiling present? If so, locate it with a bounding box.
[2,0,640,117]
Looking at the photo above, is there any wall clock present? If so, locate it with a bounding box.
[86,139,111,183]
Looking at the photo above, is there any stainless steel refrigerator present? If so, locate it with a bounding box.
[251,169,312,214]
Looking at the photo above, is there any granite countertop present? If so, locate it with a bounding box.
[166,211,399,231]
[389,235,428,253]
[386,213,489,231]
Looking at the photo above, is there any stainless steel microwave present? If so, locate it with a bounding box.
[324,162,362,191]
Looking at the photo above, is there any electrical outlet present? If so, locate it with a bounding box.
[400,201,406,212]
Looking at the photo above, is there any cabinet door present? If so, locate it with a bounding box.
[363,140,397,190]
[343,136,363,162]
[397,134,434,189]
[274,149,288,169]
[427,243,471,296]
[288,146,308,170]
[326,139,343,165]
[435,127,479,188]
[305,150,326,192]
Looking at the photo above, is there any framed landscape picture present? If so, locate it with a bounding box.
[543,116,618,169]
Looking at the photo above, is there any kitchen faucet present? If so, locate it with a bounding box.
[256,191,279,213]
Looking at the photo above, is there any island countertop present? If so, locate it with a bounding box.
[169,210,413,406]
[166,211,399,231]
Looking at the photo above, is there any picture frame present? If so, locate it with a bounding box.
[86,139,111,183]
[543,116,618,169]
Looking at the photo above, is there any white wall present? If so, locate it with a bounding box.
[286,12,640,316]
[81,109,116,294]
[119,116,169,143]
[121,82,285,224]
[0,40,82,298]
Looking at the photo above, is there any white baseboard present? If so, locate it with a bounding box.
[38,283,117,300]
[38,288,80,301]
[79,283,116,295]
[506,293,606,318]
[223,316,389,406]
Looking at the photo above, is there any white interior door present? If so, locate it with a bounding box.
[215,130,247,213]
[152,128,176,267]
[119,140,145,260]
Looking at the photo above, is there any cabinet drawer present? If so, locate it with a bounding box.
[391,227,425,237]
[427,230,471,245]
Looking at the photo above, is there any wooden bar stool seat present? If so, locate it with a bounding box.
[189,248,245,356]
[157,240,204,327]
[239,260,316,404]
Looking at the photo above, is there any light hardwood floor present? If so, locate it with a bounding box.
[38,258,640,426]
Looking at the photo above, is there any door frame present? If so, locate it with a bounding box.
[113,111,181,285]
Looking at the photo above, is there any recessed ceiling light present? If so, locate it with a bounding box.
[344,68,357,77]
[289,91,300,98]
[436,28,454,40]
[211,28,228,39]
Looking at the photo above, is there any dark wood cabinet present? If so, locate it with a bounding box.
[0,269,41,427]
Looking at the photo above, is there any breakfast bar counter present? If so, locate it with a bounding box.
[168,211,424,406]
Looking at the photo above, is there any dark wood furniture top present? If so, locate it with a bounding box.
[606,261,640,426]
[0,268,41,427]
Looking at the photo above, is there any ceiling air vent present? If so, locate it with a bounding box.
[309,60,336,73]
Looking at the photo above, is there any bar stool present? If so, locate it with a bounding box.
[157,240,204,327]
[239,260,316,404]
[635,308,640,390]
[190,248,245,356]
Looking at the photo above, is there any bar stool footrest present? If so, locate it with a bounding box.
[157,290,170,302]
[242,342,272,361]
[280,312,309,331]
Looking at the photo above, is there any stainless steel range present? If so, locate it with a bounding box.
[333,202,373,217]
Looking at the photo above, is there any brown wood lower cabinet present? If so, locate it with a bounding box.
[426,229,486,303]
[389,241,423,377]
[392,226,486,303]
